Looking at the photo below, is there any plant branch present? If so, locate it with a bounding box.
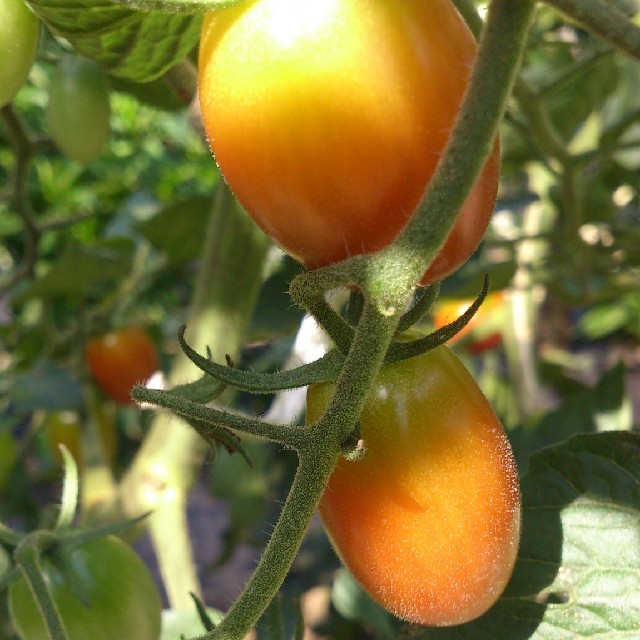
[544,0,640,61]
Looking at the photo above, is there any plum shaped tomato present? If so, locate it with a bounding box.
[198,0,499,285]
[9,536,162,640]
[306,344,521,626]
[47,57,111,164]
[0,0,40,108]
[85,327,159,405]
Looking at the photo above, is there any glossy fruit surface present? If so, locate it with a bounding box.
[47,57,111,163]
[306,344,521,625]
[85,327,159,405]
[0,0,40,107]
[9,536,162,640]
[198,0,499,285]
[433,290,506,354]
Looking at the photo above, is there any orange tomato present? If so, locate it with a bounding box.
[198,0,499,285]
[307,343,521,625]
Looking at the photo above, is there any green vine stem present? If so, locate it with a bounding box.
[545,0,640,61]
[14,534,68,640]
[97,182,270,611]
[197,300,400,640]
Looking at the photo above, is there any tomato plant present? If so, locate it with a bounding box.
[47,56,111,163]
[198,0,499,285]
[306,343,521,626]
[0,0,40,108]
[9,536,162,640]
[85,327,159,405]
[433,290,506,355]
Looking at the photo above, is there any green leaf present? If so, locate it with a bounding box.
[6,361,84,411]
[135,195,212,266]
[27,0,202,81]
[511,362,631,470]
[110,0,239,13]
[428,432,640,639]
[21,237,135,300]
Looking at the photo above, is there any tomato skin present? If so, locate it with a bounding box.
[198,0,499,285]
[0,0,40,108]
[85,327,159,405]
[47,57,111,163]
[306,344,521,626]
[433,290,506,354]
[9,536,162,640]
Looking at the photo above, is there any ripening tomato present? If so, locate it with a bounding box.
[9,536,162,640]
[47,57,111,163]
[433,290,506,355]
[0,0,40,108]
[198,0,499,285]
[306,343,521,626]
[85,327,159,405]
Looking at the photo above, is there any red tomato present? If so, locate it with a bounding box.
[85,327,159,405]
[198,0,499,285]
[306,343,521,626]
[433,290,506,354]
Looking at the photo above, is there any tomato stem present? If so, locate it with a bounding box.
[14,535,69,640]
[369,0,535,304]
[544,0,640,61]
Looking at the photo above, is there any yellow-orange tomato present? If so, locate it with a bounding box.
[306,344,521,626]
[86,327,159,405]
[198,0,499,285]
[433,290,506,354]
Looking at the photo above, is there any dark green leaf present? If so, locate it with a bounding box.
[20,237,135,300]
[27,0,202,81]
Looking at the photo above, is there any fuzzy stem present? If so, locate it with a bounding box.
[544,0,640,60]
[15,536,68,640]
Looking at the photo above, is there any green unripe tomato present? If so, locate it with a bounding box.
[47,57,111,163]
[9,536,162,640]
[0,0,40,107]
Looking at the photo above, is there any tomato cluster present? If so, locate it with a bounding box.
[198,0,518,628]
[307,344,521,626]
[198,0,499,285]
[85,327,159,405]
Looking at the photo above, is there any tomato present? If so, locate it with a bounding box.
[198,0,499,285]
[0,429,18,494]
[85,327,159,405]
[41,409,117,469]
[9,536,162,640]
[47,57,111,163]
[433,290,506,355]
[306,343,521,626]
[0,0,40,108]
